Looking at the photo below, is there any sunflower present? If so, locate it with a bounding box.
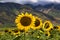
[12,30,20,37]
[4,29,13,35]
[15,12,35,32]
[31,17,42,30]
[0,32,4,35]
[42,21,53,31]
[4,29,11,33]
[4,29,9,33]
[45,31,50,37]
[53,26,60,31]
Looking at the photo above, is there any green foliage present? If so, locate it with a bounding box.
[0,28,60,40]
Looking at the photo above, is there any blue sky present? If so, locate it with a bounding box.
[0,0,60,5]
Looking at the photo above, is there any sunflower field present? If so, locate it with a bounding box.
[0,12,60,40]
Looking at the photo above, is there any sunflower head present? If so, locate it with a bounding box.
[9,31,11,34]
[20,29,25,32]
[0,32,4,35]
[20,16,31,26]
[15,12,35,32]
[53,26,58,29]
[12,29,20,37]
[53,26,60,31]
[45,31,50,37]
[13,30,19,33]
[31,17,42,30]
[4,29,10,33]
[4,29,9,32]
[43,21,53,31]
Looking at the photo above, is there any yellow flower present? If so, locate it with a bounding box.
[4,29,10,33]
[42,21,53,31]
[15,12,35,32]
[12,30,20,37]
[53,26,60,31]
[4,29,13,35]
[4,29,9,32]
[45,31,50,37]
[31,17,42,30]
[0,32,4,35]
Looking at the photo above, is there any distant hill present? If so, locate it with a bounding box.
[0,2,60,27]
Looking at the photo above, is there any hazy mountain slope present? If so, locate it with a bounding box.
[0,2,60,27]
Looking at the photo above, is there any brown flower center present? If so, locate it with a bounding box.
[44,23,49,29]
[54,26,58,29]
[45,33,48,36]
[20,16,31,26]
[14,30,19,33]
[35,19,40,27]
[5,30,9,32]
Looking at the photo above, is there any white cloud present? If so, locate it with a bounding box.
[0,0,60,4]
[55,0,60,3]
[30,0,38,3]
[39,0,60,3]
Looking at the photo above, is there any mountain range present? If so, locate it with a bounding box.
[0,2,60,27]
